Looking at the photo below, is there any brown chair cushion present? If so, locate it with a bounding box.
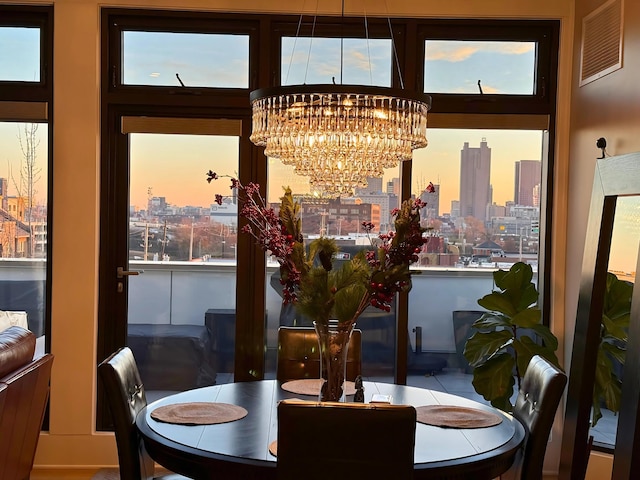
[277,326,361,381]
[277,399,416,480]
[0,326,35,379]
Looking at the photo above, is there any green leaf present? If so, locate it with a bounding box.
[472,314,511,330]
[516,284,539,311]
[472,353,516,412]
[464,330,513,366]
[478,292,518,318]
[516,335,560,370]
[494,262,533,291]
[511,308,541,328]
[529,324,559,351]
[591,400,603,428]
[333,283,367,322]
[602,314,629,342]
[604,272,634,320]
[594,346,622,413]
[601,342,626,365]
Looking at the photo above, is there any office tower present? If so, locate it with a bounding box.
[386,177,400,195]
[459,139,491,221]
[514,160,541,206]
[451,200,460,218]
[420,183,439,219]
[355,176,383,195]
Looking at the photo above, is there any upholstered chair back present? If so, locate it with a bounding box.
[0,326,53,480]
[98,346,190,480]
[277,326,361,381]
[512,355,567,480]
[99,346,156,480]
[277,399,416,480]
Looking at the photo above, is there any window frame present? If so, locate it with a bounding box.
[0,3,53,430]
[0,4,53,101]
[98,7,559,399]
[417,19,559,115]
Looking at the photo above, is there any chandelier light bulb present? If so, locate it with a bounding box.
[250,84,431,197]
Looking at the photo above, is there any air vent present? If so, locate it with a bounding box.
[580,0,623,86]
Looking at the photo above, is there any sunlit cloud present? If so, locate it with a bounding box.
[345,50,375,73]
[426,41,535,62]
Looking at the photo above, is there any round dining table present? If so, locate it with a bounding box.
[136,379,525,480]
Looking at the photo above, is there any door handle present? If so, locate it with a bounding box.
[117,266,144,278]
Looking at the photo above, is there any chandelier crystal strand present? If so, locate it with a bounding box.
[250,85,430,197]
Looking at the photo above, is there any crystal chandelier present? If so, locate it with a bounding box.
[249,84,431,197]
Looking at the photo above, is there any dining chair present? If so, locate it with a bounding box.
[277,399,416,480]
[276,326,362,381]
[97,346,190,480]
[505,354,567,480]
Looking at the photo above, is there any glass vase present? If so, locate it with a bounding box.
[313,319,355,402]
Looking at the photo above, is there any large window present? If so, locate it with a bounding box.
[0,5,52,436]
[99,8,559,427]
[0,5,52,356]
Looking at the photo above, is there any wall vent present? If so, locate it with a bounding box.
[580,0,623,86]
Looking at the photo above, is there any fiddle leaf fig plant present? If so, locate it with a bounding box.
[464,262,561,413]
[591,272,632,427]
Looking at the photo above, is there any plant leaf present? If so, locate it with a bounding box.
[601,342,626,365]
[529,323,559,351]
[471,353,516,412]
[516,335,560,370]
[511,308,542,328]
[464,330,513,366]
[478,292,518,318]
[472,313,511,330]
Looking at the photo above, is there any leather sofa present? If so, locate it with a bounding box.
[0,325,54,480]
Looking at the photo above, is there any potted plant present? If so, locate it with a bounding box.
[463,262,561,412]
[208,172,433,401]
[591,271,632,427]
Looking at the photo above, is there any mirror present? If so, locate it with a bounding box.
[560,152,640,479]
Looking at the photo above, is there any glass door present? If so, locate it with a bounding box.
[102,116,241,404]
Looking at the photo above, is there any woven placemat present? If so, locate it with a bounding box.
[416,405,502,428]
[268,440,278,457]
[281,378,356,396]
[150,402,248,425]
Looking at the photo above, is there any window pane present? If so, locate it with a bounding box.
[282,37,391,86]
[0,27,40,82]
[265,160,400,381]
[424,40,535,94]
[128,133,239,398]
[407,129,543,402]
[0,121,47,354]
[122,31,249,88]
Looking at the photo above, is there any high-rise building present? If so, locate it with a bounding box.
[355,176,383,195]
[514,160,541,207]
[386,177,400,196]
[451,200,460,218]
[420,183,439,219]
[459,139,491,221]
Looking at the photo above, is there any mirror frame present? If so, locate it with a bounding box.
[560,152,640,479]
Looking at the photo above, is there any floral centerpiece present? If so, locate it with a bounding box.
[208,171,433,400]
